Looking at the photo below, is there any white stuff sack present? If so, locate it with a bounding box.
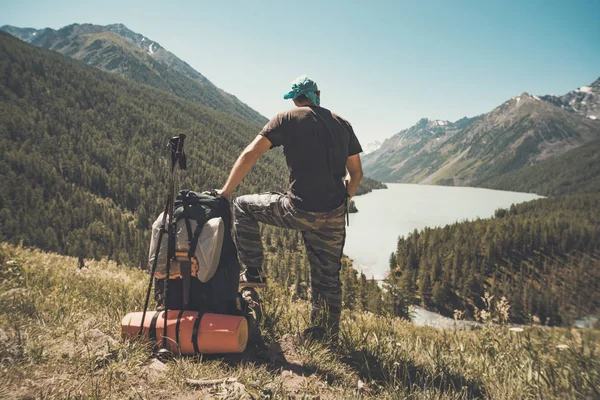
[148,213,224,282]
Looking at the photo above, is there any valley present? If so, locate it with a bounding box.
[0,18,599,399]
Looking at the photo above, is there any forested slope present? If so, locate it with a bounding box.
[381,134,600,325]
[374,99,600,327]
[0,31,288,264]
[480,139,600,196]
[387,193,599,325]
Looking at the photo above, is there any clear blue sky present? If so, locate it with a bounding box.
[2,0,599,144]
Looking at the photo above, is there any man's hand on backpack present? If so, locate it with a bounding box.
[204,189,231,199]
[202,189,230,200]
[217,189,231,200]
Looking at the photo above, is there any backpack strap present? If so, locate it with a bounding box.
[180,259,191,309]
[181,193,208,260]
[148,311,161,342]
[188,222,205,259]
[175,310,185,353]
[344,180,350,227]
[191,311,205,354]
[182,196,195,251]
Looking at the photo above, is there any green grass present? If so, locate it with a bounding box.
[1,243,598,399]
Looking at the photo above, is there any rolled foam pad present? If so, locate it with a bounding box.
[121,310,248,354]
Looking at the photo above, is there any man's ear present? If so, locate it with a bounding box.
[316,90,321,98]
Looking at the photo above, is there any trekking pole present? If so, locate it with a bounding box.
[161,134,186,350]
[138,194,171,337]
[138,134,187,345]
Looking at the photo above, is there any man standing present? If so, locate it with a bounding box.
[217,75,363,341]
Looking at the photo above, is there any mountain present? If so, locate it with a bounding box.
[362,116,480,183]
[364,80,600,185]
[362,140,382,154]
[541,77,600,120]
[481,138,600,196]
[1,23,267,124]
[0,31,285,264]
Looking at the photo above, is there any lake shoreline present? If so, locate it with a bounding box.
[345,183,541,279]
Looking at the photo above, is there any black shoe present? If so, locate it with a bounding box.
[239,270,267,288]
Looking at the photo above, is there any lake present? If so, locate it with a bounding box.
[345,183,542,279]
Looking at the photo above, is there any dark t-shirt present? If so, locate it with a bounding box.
[260,105,363,212]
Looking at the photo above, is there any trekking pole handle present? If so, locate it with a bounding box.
[169,134,187,171]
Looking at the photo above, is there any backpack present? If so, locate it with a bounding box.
[148,190,241,315]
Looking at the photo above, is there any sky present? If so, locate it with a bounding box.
[2,0,600,144]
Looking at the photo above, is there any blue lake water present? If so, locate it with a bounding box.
[345,183,541,279]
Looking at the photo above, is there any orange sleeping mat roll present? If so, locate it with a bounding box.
[121,310,248,354]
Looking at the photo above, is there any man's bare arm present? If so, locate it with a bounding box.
[345,154,363,199]
[219,135,272,199]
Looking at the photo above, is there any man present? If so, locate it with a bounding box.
[217,75,363,341]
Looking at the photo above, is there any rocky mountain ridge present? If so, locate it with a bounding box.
[363,78,600,186]
[1,23,266,124]
[541,77,600,120]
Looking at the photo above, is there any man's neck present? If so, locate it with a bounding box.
[296,101,316,107]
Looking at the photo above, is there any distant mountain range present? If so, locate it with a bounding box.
[363,78,600,186]
[1,23,266,124]
[362,140,382,154]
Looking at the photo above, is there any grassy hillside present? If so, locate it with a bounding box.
[480,139,600,196]
[1,243,598,399]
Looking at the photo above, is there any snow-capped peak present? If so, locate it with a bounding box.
[363,140,382,155]
[578,86,592,94]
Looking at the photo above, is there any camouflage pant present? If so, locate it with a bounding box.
[233,193,346,337]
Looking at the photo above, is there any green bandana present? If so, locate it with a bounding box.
[283,75,320,106]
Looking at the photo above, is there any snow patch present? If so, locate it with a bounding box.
[516,97,521,103]
[32,32,37,36]
[141,37,145,42]
[436,120,447,126]
[148,42,155,55]
[589,115,598,120]
[581,101,587,105]
[580,86,592,93]
[533,95,540,101]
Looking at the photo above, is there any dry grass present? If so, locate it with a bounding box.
[1,243,598,399]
